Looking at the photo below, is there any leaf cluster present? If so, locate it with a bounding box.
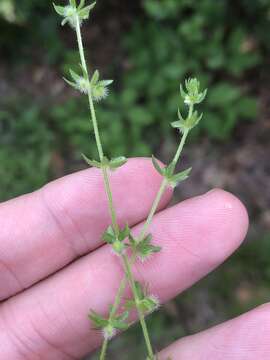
[125,282,159,315]
[89,308,129,340]
[64,68,113,101]
[82,154,127,171]
[129,233,161,262]
[103,224,130,255]
[53,0,96,28]
[152,156,192,189]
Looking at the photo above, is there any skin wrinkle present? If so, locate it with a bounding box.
[0,302,41,360]
[39,189,82,260]
[0,257,25,297]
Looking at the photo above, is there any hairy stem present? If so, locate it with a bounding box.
[103,128,190,357]
[75,16,104,161]
[140,128,189,241]
[99,339,108,360]
[122,255,154,358]
[75,16,154,359]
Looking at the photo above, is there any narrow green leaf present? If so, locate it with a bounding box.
[134,281,144,300]
[168,167,192,188]
[78,2,96,20]
[81,153,102,168]
[151,155,164,176]
[63,77,77,89]
[61,17,69,26]
[70,0,77,7]
[109,156,127,170]
[69,69,81,82]
[118,224,130,241]
[99,80,114,87]
[91,70,100,85]
[79,63,88,79]
[102,225,115,244]
[180,83,187,99]
[53,3,66,16]
[89,310,108,329]
[78,0,86,10]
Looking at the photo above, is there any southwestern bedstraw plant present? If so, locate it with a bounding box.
[53,1,207,359]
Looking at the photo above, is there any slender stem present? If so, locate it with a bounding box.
[75,17,104,160]
[139,178,167,242]
[171,128,189,168]
[102,167,119,236]
[99,339,108,360]
[139,128,189,242]
[122,255,154,358]
[100,128,191,357]
[75,16,154,359]
[99,276,127,359]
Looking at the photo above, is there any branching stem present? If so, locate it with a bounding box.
[75,15,154,359]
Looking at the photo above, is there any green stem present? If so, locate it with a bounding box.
[75,16,104,160]
[100,128,190,358]
[171,128,189,169]
[122,255,154,358]
[99,338,108,360]
[139,178,167,242]
[102,167,119,236]
[75,16,155,359]
[99,276,127,359]
[139,128,189,242]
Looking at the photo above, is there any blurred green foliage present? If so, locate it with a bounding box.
[0,0,269,196]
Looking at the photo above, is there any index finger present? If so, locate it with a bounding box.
[0,158,172,300]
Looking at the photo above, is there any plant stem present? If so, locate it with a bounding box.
[139,128,189,242]
[171,128,189,169]
[75,16,154,359]
[100,128,190,357]
[99,338,108,360]
[139,178,167,242]
[75,16,104,161]
[122,254,154,359]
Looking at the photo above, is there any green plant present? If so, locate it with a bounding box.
[112,0,266,141]
[0,102,53,200]
[53,2,207,359]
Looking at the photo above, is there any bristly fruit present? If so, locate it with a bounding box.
[125,282,160,315]
[102,224,130,255]
[89,308,129,340]
[53,0,96,29]
[180,78,207,106]
[64,68,113,101]
[128,233,161,262]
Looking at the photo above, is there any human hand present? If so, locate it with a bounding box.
[0,158,261,360]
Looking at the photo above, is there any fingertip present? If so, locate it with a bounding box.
[202,188,249,252]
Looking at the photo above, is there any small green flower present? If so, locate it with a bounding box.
[64,68,113,101]
[128,233,161,262]
[53,0,96,29]
[171,109,203,133]
[125,282,160,315]
[89,309,129,340]
[102,224,130,256]
[180,78,207,106]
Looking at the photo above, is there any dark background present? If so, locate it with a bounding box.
[0,0,270,359]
